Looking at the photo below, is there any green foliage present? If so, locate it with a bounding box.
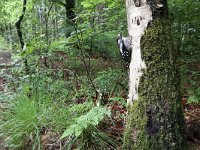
[0,0,199,149]
[0,78,94,149]
[0,0,22,23]
[94,69,127,94]
[169,0,200,91]
[72,0,127,59]
[0,0,128,143]
[61,106,110,138]
[0,93,40,149]
[187,88,200,104]
[0,36,8,49]
[61,106,118,149]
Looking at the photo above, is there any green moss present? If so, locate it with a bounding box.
[123,99,149,149]
[123,19,186,149]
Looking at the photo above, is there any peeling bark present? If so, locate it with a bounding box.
[126,0,152,104]
[123,0,186,149]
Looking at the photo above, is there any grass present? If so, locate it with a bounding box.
[0,36,12,51]
[0,77,112,149]
[0,57,127,149]
[0,93,40,149]
[0,81,72,149]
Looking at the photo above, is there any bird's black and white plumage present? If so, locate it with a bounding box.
[117,33,132,63]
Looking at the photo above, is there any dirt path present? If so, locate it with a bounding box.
[0,51,12,92]
[0,52,11,64]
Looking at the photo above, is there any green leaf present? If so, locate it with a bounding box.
[49,39,66,49]
[60,106,110,139]
[75,127,83,137]
[60,125,76,139]
[81,2,93,8]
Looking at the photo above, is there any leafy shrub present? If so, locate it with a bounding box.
[94,69,127,95]
[0,35,8,49]
[187,87,200,104]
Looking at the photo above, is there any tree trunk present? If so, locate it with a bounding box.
[64,0,75,37]
[9,23,14,49]
[65,0,75,21]
[15,0,26,50]
[123,0,186,149]
[15,0,29,74]
[51,0,75,37]
[53,6,58,40]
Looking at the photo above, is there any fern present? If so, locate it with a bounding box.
[60,106,118,149]
[61,106,111,139]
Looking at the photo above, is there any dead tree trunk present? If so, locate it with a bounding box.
[123,0,186,149]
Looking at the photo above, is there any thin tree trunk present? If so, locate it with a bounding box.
[4,23,9,42]
[123,0,185,149]
[51,0,75,37]
[45,2,53,46]
[15,0,26,50]
[53,6,57,40]
[65,0,75,20]
[64,0,75,37]
[9,23,14,49]
[15,0,29,73]
[44,2,53,67]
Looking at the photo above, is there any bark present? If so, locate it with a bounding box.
[53,6,57,40]
[9,23,14,49]
[123,0,186,149]
[15,0,26,50]
[44,2,53,67]
[65,0,75,21]
[64,0,75,37]
[15,0,29,73]
[51,0,75,37]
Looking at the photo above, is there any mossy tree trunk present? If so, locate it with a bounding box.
[123,0,186,149]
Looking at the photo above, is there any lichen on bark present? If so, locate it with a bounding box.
[123,19,185,150]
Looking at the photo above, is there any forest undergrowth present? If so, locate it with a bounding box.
[0,49,200,149]
[0,0,199,149]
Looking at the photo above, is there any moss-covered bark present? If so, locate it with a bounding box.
[123,19,186,149]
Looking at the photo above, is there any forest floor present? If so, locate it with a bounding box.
[184,102,200,149]
[0,51,200,149]
[0,51,12,149]
[0,51,12,92]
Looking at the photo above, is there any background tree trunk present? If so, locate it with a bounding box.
[15,0,29,73]
[51,0,75,37]
[123,0,186,149]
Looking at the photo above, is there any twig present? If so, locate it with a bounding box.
[109,75,128,99]
[185,112,200,120]
[187,118,200,125]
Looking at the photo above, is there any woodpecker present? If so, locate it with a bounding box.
[117,33,132,63]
